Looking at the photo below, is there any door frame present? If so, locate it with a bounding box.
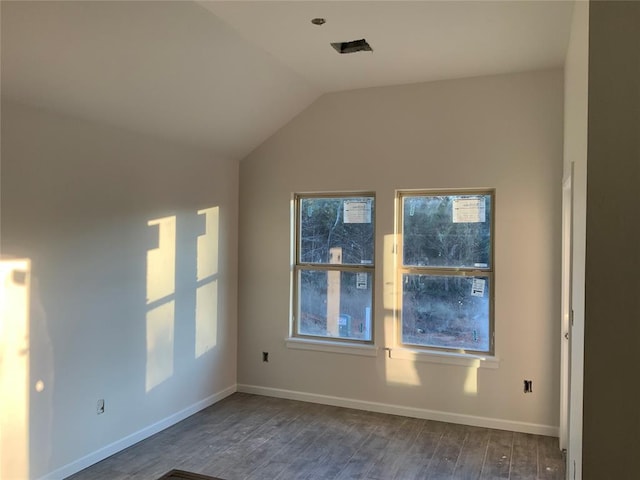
[559,165,574,451]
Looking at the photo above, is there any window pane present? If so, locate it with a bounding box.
[403,194,491,268]
[401,274,490,352]
[299,197,374,265]
[298,269,373,341]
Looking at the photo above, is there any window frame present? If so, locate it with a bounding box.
[396,189,495,355]
[291,192,376,345]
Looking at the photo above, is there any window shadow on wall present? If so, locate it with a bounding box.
[145,207,220,393]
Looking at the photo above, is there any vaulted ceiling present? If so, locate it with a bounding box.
[1,1,574,160]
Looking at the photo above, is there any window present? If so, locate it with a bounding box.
[293,193,375,343]
[397,190,494,354]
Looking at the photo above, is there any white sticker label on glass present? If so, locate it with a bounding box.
[344,200,372,224]
[471,278,486,297]
[453,197,486,223]
[356,273,368,289]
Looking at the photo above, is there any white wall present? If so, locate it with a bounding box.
[563,1,589,478]
[0,100,239,479]
[238,70,564,432]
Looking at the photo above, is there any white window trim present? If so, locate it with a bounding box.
[396,189,496,356]
[284,337,499,367]
[291,192,376,345]
[285,337,378,357]
[387,347,500,369]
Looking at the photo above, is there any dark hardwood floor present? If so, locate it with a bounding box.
[66,393,565,480]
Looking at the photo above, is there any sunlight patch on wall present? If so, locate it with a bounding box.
[382,233,423,386]
[146,216,176,392]
[197,207,219,280]
[146,216,176,303]
[0,258,31,479]
[145,302,175,392]
[463,363,480,396]
[384,354,422,387]
[195,207,219,358]
[195,280,218,357]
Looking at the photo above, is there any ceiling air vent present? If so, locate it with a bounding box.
[330,38,373,54]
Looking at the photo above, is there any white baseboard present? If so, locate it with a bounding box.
[237,384,559,437]
[39,384,237,480]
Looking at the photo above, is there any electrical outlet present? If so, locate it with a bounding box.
[97,399,105,414]
[262,352,269,362]
[524,380,533,393]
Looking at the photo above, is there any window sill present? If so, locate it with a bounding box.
[387,347,500,369]
[284,338,498,367]
[285,337,378,357]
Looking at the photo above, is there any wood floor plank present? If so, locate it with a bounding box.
[452,426,491,480]
[480,429,514,479]
[299,408,385,479]
[242,402,335,479]
[333,414,408,480]
[510,432,538,480]
[426,422,467,479]
[393,427,442,479]
[272,406,364,480]
[366,416,425,479]
[64,394,565,480]
[210,410,305,477]
[537,435,565,480]
[220,402,326,474]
